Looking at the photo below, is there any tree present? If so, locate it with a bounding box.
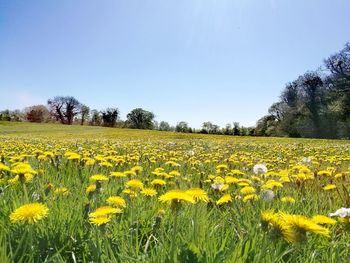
[296,72,325,137]
[80,105,90,125]
[324,43,350,138]
[47,96,82,125]
[255,115,277,136]
[126,108,155,129]
[201,122,220,134]
[158,121,171,131]
[25,105,50,123]
[90,110,102,126]
[233,122,240,135]
[175,121,189,133]
[223,123,233,135]
[324,42,350,85]
[0,110,11,121]
[101,108,119,127]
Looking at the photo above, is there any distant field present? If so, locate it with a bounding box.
[0,121,218,140]
[0,122,350,262]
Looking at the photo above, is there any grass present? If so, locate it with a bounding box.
[0,122,349,262]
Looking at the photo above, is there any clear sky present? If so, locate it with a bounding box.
[0,0,349,128]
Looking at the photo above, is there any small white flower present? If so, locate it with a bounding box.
[188,150,195,156]
[329,207,350,218]
[261,190,275,201]
[32,192,41,201]
[211,183,224,190]
[301,157,312,163]
[253,164,268,175]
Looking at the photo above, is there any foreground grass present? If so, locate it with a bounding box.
[0,122,349,262]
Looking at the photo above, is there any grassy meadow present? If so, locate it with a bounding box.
[0,122,350,262]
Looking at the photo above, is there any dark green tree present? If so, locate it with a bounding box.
[126,108,155,129]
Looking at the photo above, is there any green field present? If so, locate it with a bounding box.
[0,122,350,262]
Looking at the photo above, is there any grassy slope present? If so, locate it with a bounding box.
[0,121,207,140]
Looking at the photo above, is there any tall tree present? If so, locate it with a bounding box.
[126,108,155,129]
[90,110,102,126]
[296,72,325,137]
[25,105,50,123]
[101,108,119,127]
[175,121,189,133]
[158,121,171,131]
[80,105,90,125]
[47,96,82,125]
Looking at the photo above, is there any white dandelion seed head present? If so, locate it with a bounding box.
[329,207,350,218]
[211,183,224,190]
[301,157,312,163]
[261,190,275,201]
[253,164,268,175]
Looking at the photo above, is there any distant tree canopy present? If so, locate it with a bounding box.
[80,105,90,125]
[0,109,24,122]
[158,121,171,131]
[126,108,155,129]
[201,122,220,134]
[47,96,82,125]
[175,121,189,133]
[257,42,350,139]
[25,105,50,123]
[101,108,119,127]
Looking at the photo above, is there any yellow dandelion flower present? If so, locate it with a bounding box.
[186,188,209,203]
[122,189,138,197]
[169,170,180,177]
[216,164,228,173]
[311,215,337,225]
[89,206,122,218]
[141,188,158,197]
[106,196,126,208]
[131,165,143,174]
[125,179,144,190]
[90,174,109,182]
[100,161,112,167]
[243,194,259,202]
[11,162,36,175]
[323,184,336,191]
[110,171,126,178]
[216,194,232,205]
[86,184,96,193]
[261,180,283,190]
[10,203,49,224]
[261,210,275,225]
[283,214,330,238]
[240,186,256,195]
[159,190,194,204]
[89,215,111,226]
[317,170,332,177]
[54,187,69,195]
[268,213,297,243]
[151,179,166,186]
[281,196,296,204]
[124,170,136,177]
[0,163,10,172]
[225,176,239,185]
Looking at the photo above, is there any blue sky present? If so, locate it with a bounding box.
[0,0,349,128]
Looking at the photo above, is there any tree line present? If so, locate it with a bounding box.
[1,43,349,138]
[256,43,350,139]
[0,96,254,135]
